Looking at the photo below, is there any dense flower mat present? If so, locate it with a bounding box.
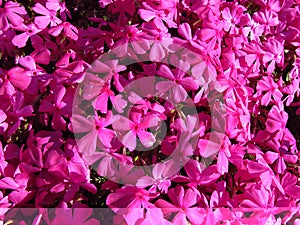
[0,0,300,224]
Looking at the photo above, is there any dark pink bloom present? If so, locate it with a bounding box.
[137,208,172,225]
[99,0,113,8]
[142,22,174,61]
[39,86,73,131]
[0,67,31,95]
[0,173,35,205]
[262,39,284,73]
[253,11,279,33]
[0,29,16,56]
[0,110,8,135]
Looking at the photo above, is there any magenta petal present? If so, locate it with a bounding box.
[136,176,155,188]
[137,130,155,148]
[12,33,29,48]
[139,9,155,21]
[0,177,19,189]
[122,130,137,150]
[178,23,192,40]
[35,16,50,29]
[97,128,114,148]
[8,68,31,89]
[172,85,187,103]
[150,43,165,61]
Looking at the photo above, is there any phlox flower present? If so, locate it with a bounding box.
[51,208,100,225]
[33,3,62,29]
[155,186,205,225]
[256,75,283,106]
[0,67,31,96]
[0,173,35,205]
[156,61,198,103]
[99,0,113,8]
[12,23,41,48]
[39,86,74,131]
[253,10,279,33]
[48,22,78,41]
[139,3,177,30]
[0,1,27,31]
[222,5,245,34]
[112,25,150,57]
[265,149,297,174]
[109,0,136,26]
[137,208,172,225]
[136,162,173,193]
[46,0,71,21]
[142,22,174,61]
[112,111,159,151]
[262,38,284,73]
[82,73,127,114]
[107,186,158,225]
[72,111,116,155]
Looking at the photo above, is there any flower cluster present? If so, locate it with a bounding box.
[0,0,300,224]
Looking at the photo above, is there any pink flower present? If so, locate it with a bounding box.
[0,173,35,205]
[12,23,41,48]
[253,11,279,33]
[265,149,297,174]
[48,22,78,41]
[73,111,116,155]
[137,208,172,225]
[222,5,245,34]
[155,186,205,225]
[156,62,198,103]
[239,183,274,208]
[0,1,27,31]
[136,162,173,193]
[109,0,136,26]
[51,208,100,225]
[46,0,71,21]
[112,111,159,151]
[262,39,284,73]
[33,3,62,29]
[112,25,150,57]
[265,105,288,134]
[256,76,283,106]
[39,86,73,131]
[139,3,177,30]
[107,185,156,208]
[281,173,300,200]
[0,67,31,95]
[142,22,174,61]
[99,0,113,8]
